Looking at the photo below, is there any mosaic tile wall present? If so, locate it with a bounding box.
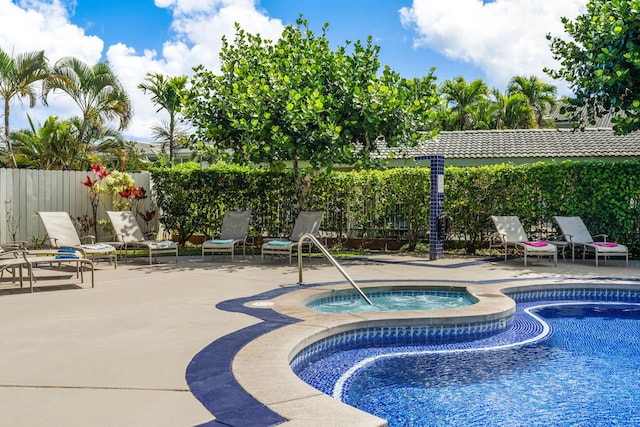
[290,316,511,372]
[506,287,640,303]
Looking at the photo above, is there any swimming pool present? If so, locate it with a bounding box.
[306,286,477,313]
[293,288,640,426]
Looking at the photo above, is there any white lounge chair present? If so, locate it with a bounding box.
[261,211,324,264]
[490,215,557,267]
[202,211,251,261]
[553,216,628,267]
[37,211,117,268]
[0,246,95,293]
[0,247,28,288]
[106,211,178,265]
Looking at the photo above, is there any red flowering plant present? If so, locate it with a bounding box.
[138,209,157,235]
[82,163,112,237]
[117,184,156,235]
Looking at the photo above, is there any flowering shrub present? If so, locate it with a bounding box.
[82,163,156,238]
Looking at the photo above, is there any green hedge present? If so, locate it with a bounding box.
[151,161,640,257]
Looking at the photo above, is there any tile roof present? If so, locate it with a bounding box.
[378,128,640,160]
[548,102,619,128]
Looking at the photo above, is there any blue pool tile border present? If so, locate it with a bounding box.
[186,286,301,427]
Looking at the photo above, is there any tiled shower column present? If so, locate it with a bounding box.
[428,156,445,260]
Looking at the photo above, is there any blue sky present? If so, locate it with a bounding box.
[70,0,478,81]
[2,0,587,141]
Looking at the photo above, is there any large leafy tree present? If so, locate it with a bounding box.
[507,75,557,128]
[182,19,438,209]
[138,73,189,166]
[0,47,49,167]
[43,57,132,143]
[439,76,489,130]
[546,0,640,134]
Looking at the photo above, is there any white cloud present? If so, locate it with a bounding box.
[0,0,103,133]
[113,0,283,139]
[0,0,102,64]
[399,0,587,95]
[2,0,283,141]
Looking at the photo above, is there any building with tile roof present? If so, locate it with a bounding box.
[375,102,640,167]
[383,128,640,167]
[135,103,640,168]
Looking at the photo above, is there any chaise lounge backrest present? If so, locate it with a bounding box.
[38,211,82,247]
[106,211,147,243]
[289,211,324,242]
[491,216,529,243]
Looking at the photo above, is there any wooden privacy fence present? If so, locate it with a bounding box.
[0,168,151,245]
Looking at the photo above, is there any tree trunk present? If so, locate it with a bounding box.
[292,157,311,210]
[4,99,16,168]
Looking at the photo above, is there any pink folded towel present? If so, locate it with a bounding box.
[591,242,618,247]
[523,241,548,247]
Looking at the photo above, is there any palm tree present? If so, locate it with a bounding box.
[0,47,49,167]
[507,75,557,128]
[67,116,126,170]
[439,76,489,130]
[43,56,131,144]
[138,73,188,165]
[489,89,534,129]
[11,115,69,169]
[11,114,125,170]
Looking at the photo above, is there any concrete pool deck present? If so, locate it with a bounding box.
[0,253,639,426]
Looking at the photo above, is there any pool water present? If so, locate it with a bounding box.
[348,304,640,426]
[307,288,476,313]
[297,303,640,426]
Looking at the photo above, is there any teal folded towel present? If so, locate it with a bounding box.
[56,255,78,259]
[58,248,76,253]
[266,240,291,246]
[209,239,234,244]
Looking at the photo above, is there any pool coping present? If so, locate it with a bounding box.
[183,255,640,427]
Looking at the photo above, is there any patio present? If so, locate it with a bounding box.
[0,254,638,426]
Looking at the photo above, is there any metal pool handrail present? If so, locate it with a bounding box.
[297,233,373,305]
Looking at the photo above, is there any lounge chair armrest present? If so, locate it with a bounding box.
[1,241,28,250]
[45,235,58,247]
[592,233,608,241]
[79,235,96,244]
[488,231,506,243]
[104,232,126,243]
[487,231,507,250]
[0,248,26,259]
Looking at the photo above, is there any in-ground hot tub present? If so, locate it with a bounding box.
[305,285,478,313]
